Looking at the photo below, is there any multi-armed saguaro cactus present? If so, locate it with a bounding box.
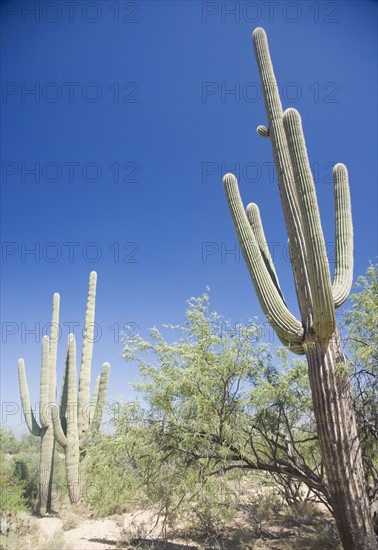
[18,293,60,514]
[222,28,377,550]
[51,271,110,504]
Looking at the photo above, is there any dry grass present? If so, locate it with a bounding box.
[38,531,74,550]
[2,490,341,550]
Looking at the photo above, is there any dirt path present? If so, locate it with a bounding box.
[37,510,194,550]
[19,505,339,549]
[38,516,122,549]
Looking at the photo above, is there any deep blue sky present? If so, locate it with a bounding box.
[1,0,377,427]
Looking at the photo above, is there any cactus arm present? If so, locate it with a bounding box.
[60,339,70,417]
[246,202,285,304]
[59,339,71,438]
[332,163,353,308]
[82,363,110,447]
[51,404,67,448]
[223,173,303,346]
[252,28,313,327]
[17,359,41,436]
[48,293,60,406]
[39,336,50,428]
[89,375,100,425]
[89,363,110,433]
[77,271,97,439]
[283,108,335,340]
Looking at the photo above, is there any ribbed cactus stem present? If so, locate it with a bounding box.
[89,375,100,424]
[51,404,67,448]
[48,293,60,405]
[18,359,41,436]
[78,271,97,440]
[51,334,80,504]
[65,334,80,504]
[39,336,50,429]
[60,344,69,422]
[223,173,303,346]
[88,363,110,435]
[245,202,284,303]
[283,108,335,340]
[332,163,353,307]
[252,28,312,326]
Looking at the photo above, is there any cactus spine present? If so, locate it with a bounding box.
[18,292,60,514]
[51,271,110,504]
[223,28,376,549]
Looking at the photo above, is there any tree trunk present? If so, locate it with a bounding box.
[305,329,377,549]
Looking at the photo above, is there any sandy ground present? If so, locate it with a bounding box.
[37,510,195,549]
[38,516,123,549]
[12,501,339,549]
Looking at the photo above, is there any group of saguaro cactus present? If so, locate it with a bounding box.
[222,28,377,550]
[18,272,110,513]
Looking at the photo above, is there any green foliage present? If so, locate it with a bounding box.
[0,433,37,512]
[82,403,147,516]
[0,428,68,513]
[344,263,378,479]
[0,459,26,513]
[13,459,37,505]
[0,430,20,455]
[119,294,327,521]
[0,431,27,512]
[85,267,376,529]
[345,263,378,366]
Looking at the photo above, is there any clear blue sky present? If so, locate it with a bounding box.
[1,0,377,427]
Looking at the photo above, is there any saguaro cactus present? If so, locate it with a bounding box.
[222,28,377,549]
[18,293,60,514]
[51,272,110,504]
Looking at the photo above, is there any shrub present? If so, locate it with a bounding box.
[0,510,38,549]
[0,458,27,512]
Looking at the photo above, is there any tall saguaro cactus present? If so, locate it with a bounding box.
[18,293,60,514]
[51,272,110,504]
[222,28,377,549]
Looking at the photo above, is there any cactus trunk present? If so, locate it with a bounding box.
[39,424,55,514]
[305,332,376,549]
[65,335,81,504]
[222,27,377,549]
